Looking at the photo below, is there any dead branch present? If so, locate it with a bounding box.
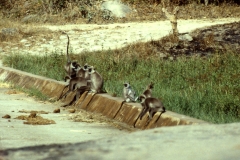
[162,6,179,36]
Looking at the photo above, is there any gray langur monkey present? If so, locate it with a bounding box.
[76,63,91,80]
[138,95,165,121]
[63,32,80,82]
[123,82,138,102]
[76,65,85,78]
[83,63,91,80]
[88,66,104,93]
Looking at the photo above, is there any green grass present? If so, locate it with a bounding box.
[13,85,53,102]
[3,49,240,124]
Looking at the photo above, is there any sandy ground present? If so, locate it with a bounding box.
[1,18,240,56]
[0,82,134,150]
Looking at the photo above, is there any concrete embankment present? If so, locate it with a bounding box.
[0,66,207,129]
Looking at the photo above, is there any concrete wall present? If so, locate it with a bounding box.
[0,66,208,129]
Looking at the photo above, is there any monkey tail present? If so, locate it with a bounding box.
[62,32,71,64]
[66,33,70,64]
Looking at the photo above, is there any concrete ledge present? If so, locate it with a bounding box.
[85,94,123,119]
[0,66,209,130]
[114,103,142,127]
[78,92,95,110]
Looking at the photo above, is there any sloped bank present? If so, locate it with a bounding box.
[0,66,208,129]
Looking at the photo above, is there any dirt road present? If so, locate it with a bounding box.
[1,18,240,56]
[0,82,132,150]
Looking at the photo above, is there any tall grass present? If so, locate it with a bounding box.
[3,49,240,124]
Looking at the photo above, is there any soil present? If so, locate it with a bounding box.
[0,82,135,131]
[165,22,240,56]
[0,83,134,150]
[2,114,11,119]
[0,18,239,59]
[15,113,56,125]
[69,109,135,131]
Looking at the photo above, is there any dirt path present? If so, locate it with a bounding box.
[1,18,240,56]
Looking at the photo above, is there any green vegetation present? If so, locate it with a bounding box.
[13,85,53,102]
[3,48,240,124]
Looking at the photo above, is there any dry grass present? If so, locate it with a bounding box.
[0,1,239,51]
[0,18,60,50]
[0,1,240,25]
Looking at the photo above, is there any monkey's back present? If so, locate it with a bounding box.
[145,97,164,110]
[91,72,103,92]
[74,77,88,89]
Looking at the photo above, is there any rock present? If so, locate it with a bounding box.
[2,114,11,119]
[20,39,28,43]
[28,112,37,118]
[101,0,132,18]
[53,108,60,113]
[68,109,76,113]
[159,53,168,58]
[178,33,193,41]
[1,28,19,36]
[21,14,38,23]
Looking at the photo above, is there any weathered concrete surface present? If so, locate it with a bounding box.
[0,87,130,151]
[0,66,208,130]
[0,66,66,100]
[86,94,123,119]
[1,122,240,160]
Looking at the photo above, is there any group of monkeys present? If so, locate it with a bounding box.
[58,33,166,124]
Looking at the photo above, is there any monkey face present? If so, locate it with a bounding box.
[84,65,88,70]
[88,68,92,73]
[123,83,130,88]
[148,84,154,89]
[83,63,90,70]
[88,66,95,74]
[72,61,78,67]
